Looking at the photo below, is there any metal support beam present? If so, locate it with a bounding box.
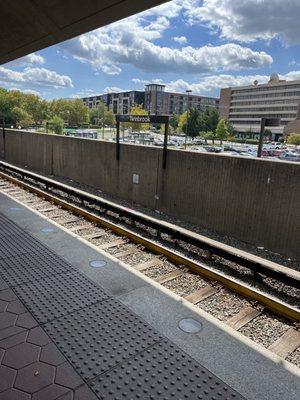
[257,118,266,158]
[257,118,281,158]
[163,121,169,169]
[116,121,120,161]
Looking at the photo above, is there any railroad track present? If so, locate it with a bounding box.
[0,160,299,367]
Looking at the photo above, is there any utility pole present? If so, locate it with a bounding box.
[185,89,192,149]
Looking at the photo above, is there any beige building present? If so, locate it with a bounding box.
[220,74,300,140]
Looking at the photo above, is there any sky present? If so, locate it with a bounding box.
[1,0,300,100]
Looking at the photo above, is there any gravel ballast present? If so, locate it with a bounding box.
[197,288,251,321]
[163,271,208,297]
[239,312,294,348]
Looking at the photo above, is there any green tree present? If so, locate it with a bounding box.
[216,119,228,144]
[49,115,64,135]
[264,129,272,140]
[11,106,34,127]
[187,108,202,137]
[169,113,179,132]
[226,121,236,136]
[178,108,202,137]
[178,111,187,133]
[287,133,300,145]
[103,109,115,127]
[89,102,106,125]
[201,131,215,144]
[49,98,88,126]
[206,108,220,131]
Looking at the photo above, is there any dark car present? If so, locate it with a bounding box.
[204,146,222,153]
[278,152,300,162]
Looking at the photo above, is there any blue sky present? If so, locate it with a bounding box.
[1,0,300,99]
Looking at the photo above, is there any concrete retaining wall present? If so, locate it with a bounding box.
[0,128,299,259]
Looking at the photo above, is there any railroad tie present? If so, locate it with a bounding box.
[268,328,300,359]
[55,218,80,225]
[135,257,163,272]
[39,206,57,213]
[184,285,217,304]
[113,248,139,258]
[226,306,262,330]
[100,239,126,250]
[69,224,92,232]
[155,269,184,284]
[82,231,108,240]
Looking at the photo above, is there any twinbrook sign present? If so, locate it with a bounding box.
[116,114,169,124]
[115,114,170,169]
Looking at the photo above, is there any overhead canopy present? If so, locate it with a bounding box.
[0,0,168,65]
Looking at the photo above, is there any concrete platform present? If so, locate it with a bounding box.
[0,192,299,400]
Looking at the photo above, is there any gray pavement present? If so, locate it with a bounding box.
[0,192,299,400]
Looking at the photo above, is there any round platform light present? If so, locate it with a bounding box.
[178,318,202,333]
[41,226,55,233]
[9,207,21,211]
[90,260,107,268]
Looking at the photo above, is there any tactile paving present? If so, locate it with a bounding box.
[13,272,110,324]
[0,214,28,238]
[44,299,163,380]
[90,339,244,400]
[0,252,74,286]
[0,232,58,260]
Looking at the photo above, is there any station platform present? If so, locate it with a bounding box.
[0,192,299,400]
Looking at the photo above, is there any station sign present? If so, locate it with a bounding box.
[116,114,169,124]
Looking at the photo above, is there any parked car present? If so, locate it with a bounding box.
[278,152,300,162]
[204,146,222,153]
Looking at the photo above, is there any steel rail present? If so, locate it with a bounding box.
[0,161,299,321]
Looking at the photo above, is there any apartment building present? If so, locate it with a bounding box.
[83,85,219,116]
[145,84,219,115]
[220,74,300,139]
[82,91,145,114]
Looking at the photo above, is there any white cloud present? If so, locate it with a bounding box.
[103,87,124,94]
[159,70,300,96]
[5,53,45,68]
[140,2,182,19]
[60,2,272,76]
[185,0,300,44]
[0,66,73,89]
[173,36,187,44]
[62,27,272,75]
[71,89,99,98]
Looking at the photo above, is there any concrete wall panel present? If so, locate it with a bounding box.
[0,129,299,259]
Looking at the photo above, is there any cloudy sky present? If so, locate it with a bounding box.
[1,0,300,99]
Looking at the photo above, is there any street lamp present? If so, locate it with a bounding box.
[185,89,192,149]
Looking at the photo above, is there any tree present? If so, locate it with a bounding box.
[49,98,88,126]
[49,115,64,135]
[178,108,202,137]
[103,109,115,127]
[89,102,106,125]
[264,129,272,140]
[287,133,300,146]
[201,131,215,144]
[206,108,220,132]
[187,108,202,137]
[169,113,179,132]
[11,106,34,127]
[178,111,187,133]
[226,121,236,136]
[216,119,228,144]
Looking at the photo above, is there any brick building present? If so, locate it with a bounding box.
[83,85,219,116]
[220,74,300,139]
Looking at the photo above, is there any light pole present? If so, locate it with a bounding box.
[185,89,192,149]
